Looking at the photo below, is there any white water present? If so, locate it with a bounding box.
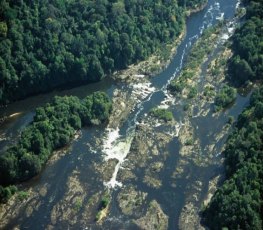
[220,10,241,42]
[216,13,224,21]
[102,128,134,188]
[102,82,156,189]
[175,121,184,137]
[236,0,241,10]
[101,0,240,189]
[131,82,156,101]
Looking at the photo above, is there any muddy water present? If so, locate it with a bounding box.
[0,0,248,229]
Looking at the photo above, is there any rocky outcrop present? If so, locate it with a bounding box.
[134,200,168,230]
[50,170,86,226]
[117,185,147,217]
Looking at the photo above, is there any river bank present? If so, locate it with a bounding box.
[0,1,244,229]
[98,9,249,229]
[0,17,187,230]
[185,1,209,17]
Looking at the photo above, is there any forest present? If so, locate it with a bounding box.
[0,0,206,105]
[0,0,207,204]
[203,0,263,229]
[0,91,112,202]
[178,0,207,9]
[228,0,263,86]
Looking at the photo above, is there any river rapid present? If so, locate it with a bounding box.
[0,0,250,229]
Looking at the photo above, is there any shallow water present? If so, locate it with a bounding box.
[0,1,250,229]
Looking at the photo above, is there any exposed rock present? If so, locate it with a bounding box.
[203,175,221,207]
[117,168,137,182]
[179,202,204,230]
[39,184,48,197]
[117,185,147,217]
[143,162,164,188]
[178,119,198,157]
[93,158,119,182]
[134,200,168,230]
[108,89,136,129]
[143,175,162,189]
[50,170,86,226]
[48,146,73,166]
[81,192,101,224]
[0,188,38,229]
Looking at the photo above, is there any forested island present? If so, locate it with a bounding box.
[1,0,262,229]
[203,0,263,229]
[0,0,209,205]
[0,0,206,104]
[0,92,112,202]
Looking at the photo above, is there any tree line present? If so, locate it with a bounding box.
[0,0,205,104]
[203,1,263,229]
[0,91,112,202]
[0,0,206,203]
[227,0,263,86]
[203,86,263,230]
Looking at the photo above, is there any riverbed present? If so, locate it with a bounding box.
[0,1,248,229]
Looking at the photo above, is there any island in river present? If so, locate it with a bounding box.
[0,0,262,229]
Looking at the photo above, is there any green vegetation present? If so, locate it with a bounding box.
[168,25,222,96]
[228,0,263,86]
[150,108,174,122]
[178,0,207,9]
[203,86,263,230]
[96,194,111,222]
[227,116,234,125]
[187,86,198,99]
[169,80,186,95]
[183,103,190,111]
[185,138,194,146]
[0,92,112,190]
[203,1,263,229]
[17,191,29,201]
[101,195,110,209]
[214,85,237,112]
[204,85,215,98]
[0,0,208,104]
[95,211,102,222]
[74,197,83,212]
[211,57,227,77]
[0,0,191,104]
[0,185,17,203]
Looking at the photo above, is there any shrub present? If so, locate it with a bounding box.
[150,108,174,122]
[0,92,112,191]
[214,85,237,112]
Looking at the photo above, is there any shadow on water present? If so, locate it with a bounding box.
[0,77,115,153]
[1,0,248,229]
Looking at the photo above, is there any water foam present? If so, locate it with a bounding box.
[102,127,134,189]
[131,82,156,101]
[101,0,230,189]
[236,0,241,10]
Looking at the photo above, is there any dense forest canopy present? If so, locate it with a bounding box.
[203,86,263,230]
[0,0,207,104]
[0,0,209,104]
[0,0,207,202]
[203,0,263,229]
[228,0,263,86]
[178,0,207,8]
[0,91,112,202]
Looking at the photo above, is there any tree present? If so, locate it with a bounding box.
[0,22,7,37]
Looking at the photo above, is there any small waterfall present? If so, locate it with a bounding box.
[101,0,234,190]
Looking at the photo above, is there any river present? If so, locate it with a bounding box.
[0,0,250,229]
